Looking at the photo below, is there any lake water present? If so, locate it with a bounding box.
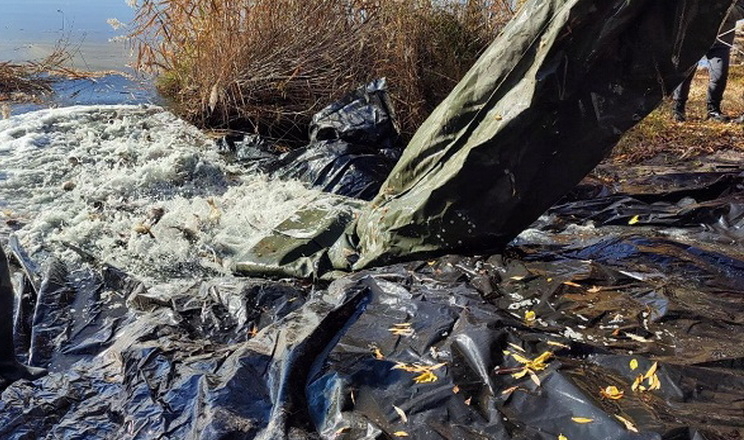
[0,0,135,72]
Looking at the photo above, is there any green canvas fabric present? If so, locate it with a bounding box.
[351,0,735,270]
[236,0,734,279]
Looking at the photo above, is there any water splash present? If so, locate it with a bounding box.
[0,105,323,282]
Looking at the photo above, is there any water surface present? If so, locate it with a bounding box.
[0,0,135,71]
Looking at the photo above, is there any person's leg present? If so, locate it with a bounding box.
[672,70,695,121]
[706,44,731,121]
[0,246,45,384]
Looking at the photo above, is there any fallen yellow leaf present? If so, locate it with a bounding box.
[413,371,438,384]
[528,369,542,387]
[452,385,460,394]
[393,405,408,423]
[563,281,582,288]
[501,386,519,395]
[648,372,662,391]
[558,435,569,440]
[524,310,537,325]
[389,323,415,337]
[643,362,658,380]
[370,345,384,360]
[628,215,640,225]
[508,342,526,353]
[600,385,624,400]
[614,414,639,433]
[547,341,570,349]
[571,417,594,424]
[393,431,409,437]
[629,359,639,370]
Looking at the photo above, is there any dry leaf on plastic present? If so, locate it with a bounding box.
[628,215,640,225]
[452,385,460,394]
[600,386,624,400]
[629,359,639,370]
[334,426,351,435]
[528,369,541,387]
[524,310,537,325]
[508,343,526,352]
[393,405,408,423]
[547,341,570,349]
[370,345,384,360]
[614,414,639,433]
[571,417,594,424]
[392,362,445,384]
[504,350,553,386]
[631,374,646,392]
[558,435,569,440]
[624,332,653,343]
[501,386,519,396]
[643,362,658,379]
[648,373,662,391]
[393,431,409,437]
[563,281,582,288]
[389,323,415,337]
[413,371,438,384]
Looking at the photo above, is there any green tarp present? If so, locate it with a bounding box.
[237,0,735,279]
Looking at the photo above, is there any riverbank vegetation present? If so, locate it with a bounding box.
[0,49,71,104]
[129,0,516,141]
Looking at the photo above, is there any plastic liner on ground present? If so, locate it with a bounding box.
[218,79,401,201]
[234,0,736,280]
[2,161,743,440]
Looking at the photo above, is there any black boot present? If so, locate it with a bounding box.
[671,102,686,122]
[706,104,730,122]
[0,246,45,387]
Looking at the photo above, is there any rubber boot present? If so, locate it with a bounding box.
[706,103,730,122]
[671,101,686,122]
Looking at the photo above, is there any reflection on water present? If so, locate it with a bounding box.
[0,0,135,71]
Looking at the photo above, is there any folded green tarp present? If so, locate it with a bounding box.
[236,0,735,279]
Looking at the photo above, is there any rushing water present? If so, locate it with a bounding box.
[0,105,326,284]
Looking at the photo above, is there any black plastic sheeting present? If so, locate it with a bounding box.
[2,163,743,439]
[218,79,401,201]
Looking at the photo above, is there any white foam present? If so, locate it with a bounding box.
[0,105,323,282]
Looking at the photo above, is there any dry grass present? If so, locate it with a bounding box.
[129,0,514,140]
[612,64,744,164]
[0,48,73,102]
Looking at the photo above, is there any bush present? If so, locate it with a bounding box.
[129,0,516,141]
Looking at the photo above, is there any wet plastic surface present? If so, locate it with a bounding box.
[233,0,736,279]
[219,80,401,201]
[2,162,743,440]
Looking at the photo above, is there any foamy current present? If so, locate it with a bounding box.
[0,105,326,283]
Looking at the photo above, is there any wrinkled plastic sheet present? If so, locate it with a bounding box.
[2,162,743,440]
[233,0,737,279]
[218,79,401,201]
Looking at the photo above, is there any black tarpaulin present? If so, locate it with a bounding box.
[2,160,744,439]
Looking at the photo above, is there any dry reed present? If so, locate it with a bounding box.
[129,0,516,141]
[0,46,73,101]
